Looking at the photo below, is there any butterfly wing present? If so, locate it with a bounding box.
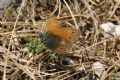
[44,17,58,32]
[56,38,72,53]
[53,28,80,42]
[45,17,80,43]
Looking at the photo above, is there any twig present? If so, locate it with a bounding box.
[3,0,26,79]
[63,0,79,29]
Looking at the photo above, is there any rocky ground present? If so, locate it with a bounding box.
[0,0,120,80]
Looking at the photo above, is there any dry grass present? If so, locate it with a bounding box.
[0,0,120,80]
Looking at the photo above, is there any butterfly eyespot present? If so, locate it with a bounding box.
[72,31,75,34]
[68,37,72,39]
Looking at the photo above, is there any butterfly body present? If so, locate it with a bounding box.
[40,32,62,50]
[40,17,80,53]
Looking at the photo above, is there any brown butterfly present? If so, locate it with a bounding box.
[40,17,80,53]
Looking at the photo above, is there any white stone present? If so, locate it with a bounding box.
[115,25,120,36]
[92,62,105,78]
[100,22,115,33]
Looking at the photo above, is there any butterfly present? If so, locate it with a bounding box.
[40,17,80,53]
